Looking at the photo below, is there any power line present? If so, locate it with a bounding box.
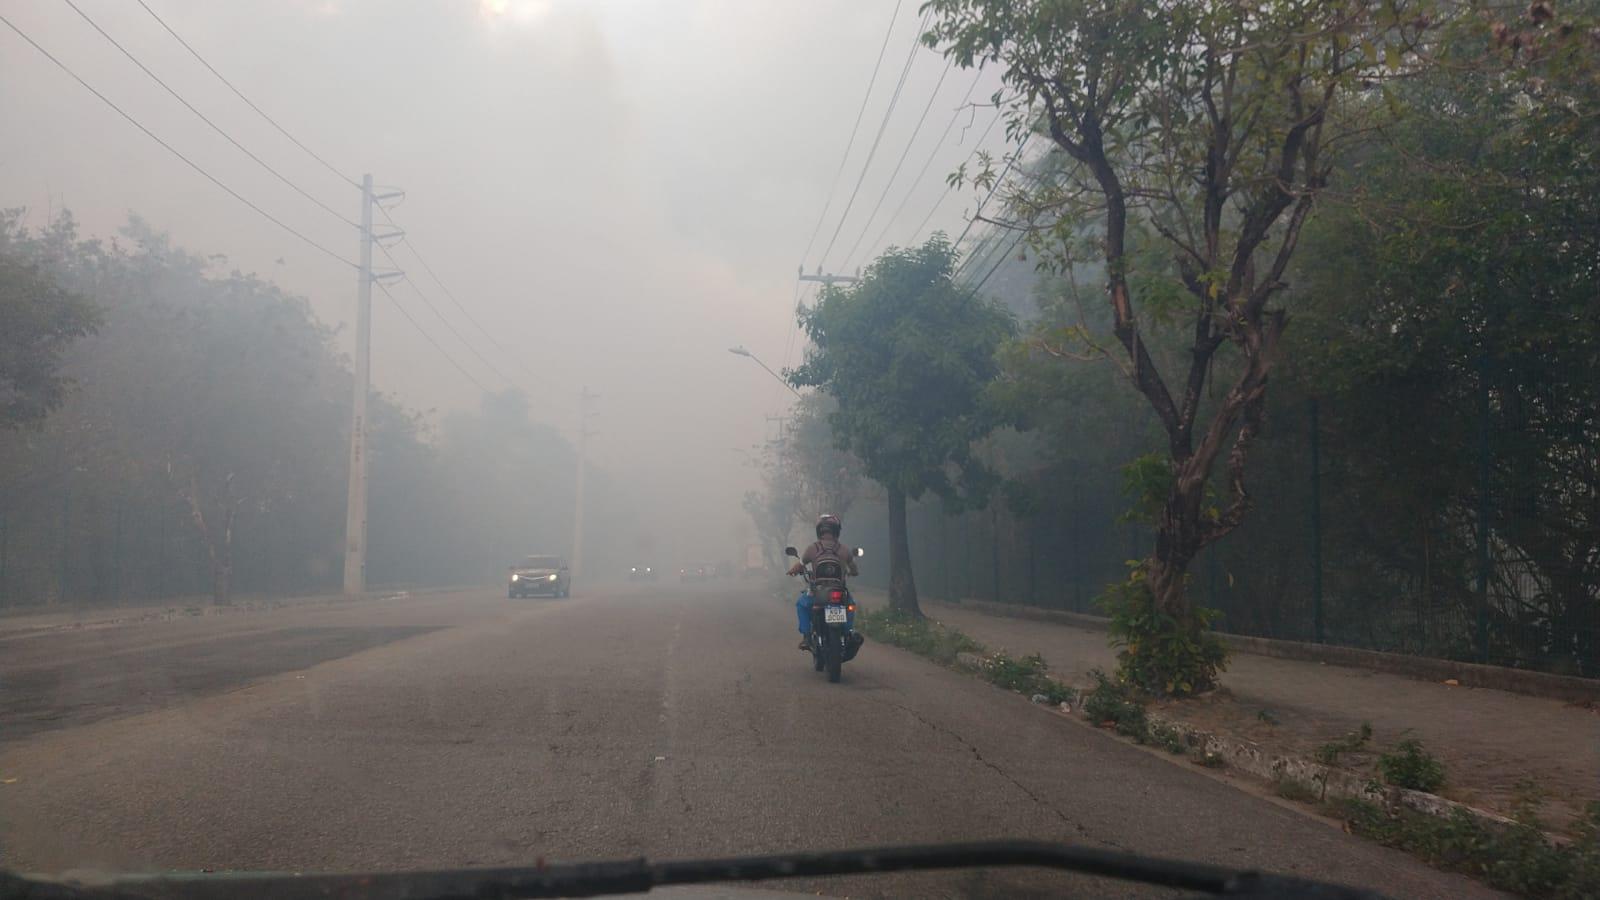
[967,228,1028,295]
[374,203,542,385]
[373,280,491,394]
[955,221,1007,280]
[839,55,954,271]
[859,66,985,260]
[799,0,904,268]
[951,134,1031,250]
[373,240,516,390]
[906,106,1002,245]
[818,5,934,269]
[60,0,356,229]
[133,0,357,187]
[0,12,356,269]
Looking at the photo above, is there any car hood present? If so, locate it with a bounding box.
[513,568,558,577]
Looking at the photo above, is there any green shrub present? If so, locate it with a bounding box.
[980,651,1074,704]
[1276,778,1322,803]
[1315,721,1374,766]
[1148,720,1187,754]
[1099,565,1226,697]
[1378,739,1446,793]
[1083,669,1150,741]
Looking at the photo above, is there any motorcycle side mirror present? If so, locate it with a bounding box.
[855,547,865,558]
[784,546,798,558]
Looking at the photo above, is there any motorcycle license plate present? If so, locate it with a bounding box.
[823,605,848,624]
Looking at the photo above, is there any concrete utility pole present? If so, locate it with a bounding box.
[571,387,599,580]
[343,174,404,595]
[342,175,375,595]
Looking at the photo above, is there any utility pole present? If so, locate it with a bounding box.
[342,175,374,595]
[797,265,859,287]
[765,414,789,446]
[339,175,404,595]
[571,387,598,580]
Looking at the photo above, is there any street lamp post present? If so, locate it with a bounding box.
[728,346,802,398]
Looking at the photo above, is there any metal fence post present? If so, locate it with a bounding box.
[1476,354,1492,664]
[1310,398,1324,643]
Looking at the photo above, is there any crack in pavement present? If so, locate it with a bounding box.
[874,697,1130,851]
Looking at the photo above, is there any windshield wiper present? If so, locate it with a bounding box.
[0,840,1385,900]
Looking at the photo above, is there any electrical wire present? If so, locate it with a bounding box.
[905,106,1002,245]
[374,240,516,390]
[373,280,491,394]
[859,66,985,261]
[838,55,954,271]
[0,12,356,269]
[967,228,1027,295]
[798,0,904,269]
[817,5,933,269]
[374,204,542,385]
[60,0,356,228]
[133,0,357,187]
[952,134,1029,250]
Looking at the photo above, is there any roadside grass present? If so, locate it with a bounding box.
[1331,798,1600,899]
[857,608,1077,704]
[858,607,982,665]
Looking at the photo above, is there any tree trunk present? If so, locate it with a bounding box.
[1149,472,1205,617]
[887,485,921,616]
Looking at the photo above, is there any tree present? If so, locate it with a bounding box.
[1276,16,1600,671]
[789,237,1015,616]
[924,0,1429,692]
[780,393,866,523]
[0,212,99,429]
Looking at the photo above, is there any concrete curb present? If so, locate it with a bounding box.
[939,598,1600,704]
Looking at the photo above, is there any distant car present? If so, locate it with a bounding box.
[628,565,658,582]
[509,555,571,598]
[679,565,708,583]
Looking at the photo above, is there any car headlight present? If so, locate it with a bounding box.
[548,574,558,582]
[631,567,637,573]
[646,567,652,573]
[511,574,521,582]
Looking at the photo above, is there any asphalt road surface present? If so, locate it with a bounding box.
[0,583,1496,899]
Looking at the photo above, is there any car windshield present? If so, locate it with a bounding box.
[2,3,1592,899]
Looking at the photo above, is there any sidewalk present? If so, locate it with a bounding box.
[918,599,1600,834]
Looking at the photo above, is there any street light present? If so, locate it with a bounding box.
[728,345,802,398]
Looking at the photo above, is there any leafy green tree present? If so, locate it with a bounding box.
[1276,15,1600,671]
[923,0,1432,692]
[781,393,866,522]
[0,212,99,429]
[789,237,1015,616]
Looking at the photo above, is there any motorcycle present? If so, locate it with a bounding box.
[786,545,866,683]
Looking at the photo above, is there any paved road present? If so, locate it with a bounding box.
[0,584,1495,898]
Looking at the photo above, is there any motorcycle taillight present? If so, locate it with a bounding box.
[829,590,844,601]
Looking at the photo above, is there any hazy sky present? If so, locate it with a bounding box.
[1,0,1009,547]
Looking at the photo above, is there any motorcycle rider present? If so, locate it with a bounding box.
[788,513,858,650]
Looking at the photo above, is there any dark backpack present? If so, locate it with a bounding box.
[811,539,847,586]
